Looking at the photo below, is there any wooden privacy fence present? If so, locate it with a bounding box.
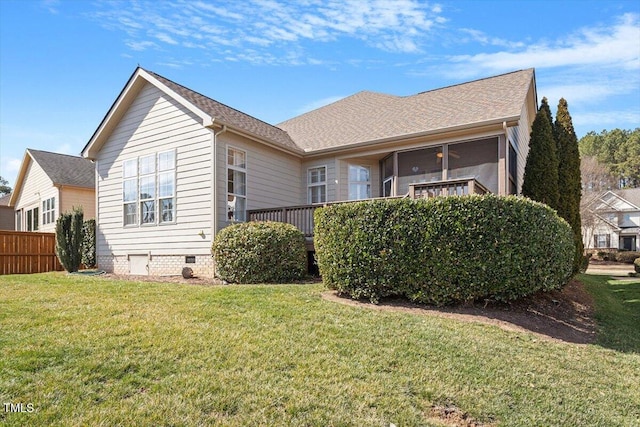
[0,230,63,274]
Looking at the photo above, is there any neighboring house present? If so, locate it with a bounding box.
[583,189,640,252]
[0,194,14,230]
[81,67,537,277]
[9,149,95,232]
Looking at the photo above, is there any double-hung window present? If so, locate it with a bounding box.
[308,166,326,204]
[42,197,55,225]
[348,165,371,200]
[158,151,175,223]
[227,147,246,222]
[123,150,176,226]
[123,159,138,225]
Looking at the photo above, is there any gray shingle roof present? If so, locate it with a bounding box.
[146,70,301,153]
[28,149,95,188]
[0,194,10,207]
[614,188,640,208]
[278,69,535,152]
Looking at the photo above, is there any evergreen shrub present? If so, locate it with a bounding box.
[212,221,306,283]
[55,207,84,273]
[314,195,574,305]
[81,219,96,268]
[634,258,640,274]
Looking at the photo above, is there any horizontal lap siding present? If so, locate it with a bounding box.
[217,133,302,231]
[60,188,95,219]
[508,101,532,194]
[14,160,58,232]
[302,158,336,203]
[96,83,213,257]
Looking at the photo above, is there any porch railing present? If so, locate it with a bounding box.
[409,177,489,198]
[247,178,488,239]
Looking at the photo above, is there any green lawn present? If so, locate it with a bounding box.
[0,273,638,426]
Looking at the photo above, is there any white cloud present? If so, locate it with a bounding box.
[54,143,73,155]
[295,95,346,115]
[446,13,640,78]
[0,157,23,187]
[89,0,447,64]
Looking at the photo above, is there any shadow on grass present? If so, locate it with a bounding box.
[324,279,599,346]
[579,275,640,354]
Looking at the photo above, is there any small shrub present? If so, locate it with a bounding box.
[212,221,306,283]
[614,251,640,264]
[81,219,96,268]
[55,207,84,273]
[634,258,640,274]
[314,195,574,305]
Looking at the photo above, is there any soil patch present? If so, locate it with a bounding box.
[322,279,596,345]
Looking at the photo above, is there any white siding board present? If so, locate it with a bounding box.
[96,82,214,257]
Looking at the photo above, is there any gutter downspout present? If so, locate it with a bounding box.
[503,121,509,195]
[211,124,228,243]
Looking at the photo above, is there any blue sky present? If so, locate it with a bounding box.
[1,0,639,187]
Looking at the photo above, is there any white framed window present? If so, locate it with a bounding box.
[26,206,39,231]
[42,197,56,225]
[227,147,246,222]
[348,165,371,200]
[122,150,175,226]
[123,158,138,226]
[594,234,610,248]
[158,150,175,223]
[308,166,326,204]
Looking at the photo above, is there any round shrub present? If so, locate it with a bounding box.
[634,258,640,274]
[314,195,574,305]
[212,221,306,283]
[614,251,640,264]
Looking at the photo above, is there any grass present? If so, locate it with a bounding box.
[578,273,640,353]
[0,273,638,426]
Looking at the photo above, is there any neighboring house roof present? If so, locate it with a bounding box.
[0,193,10,207]
[9,149,95,206]
[278,68,536,152]
[612,188,640,209]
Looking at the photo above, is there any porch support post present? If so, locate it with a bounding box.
[498,134,507,195]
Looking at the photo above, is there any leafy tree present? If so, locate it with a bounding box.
[0,176,11,195]
[579,128,640,188]
[522,97,560,209]
[55,207,84,273]
[554,98,583,273]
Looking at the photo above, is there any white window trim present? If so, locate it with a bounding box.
[307,165,327,204]
[348,164,371,200]
[42,196,55,225]
[227,146,247,222]
[122,150,176,227]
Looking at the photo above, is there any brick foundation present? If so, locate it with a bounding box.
[97,254,215,278]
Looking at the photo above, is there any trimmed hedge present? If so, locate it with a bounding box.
[212,221,307,283]
[314,195,574,305]
[634,258,640,274]
[614,251,640,264]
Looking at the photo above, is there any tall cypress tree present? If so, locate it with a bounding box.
[522,97,560,209]
[554,98,583,272]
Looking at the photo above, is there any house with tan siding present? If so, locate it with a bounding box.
[0,194,14,230]
[82,67,537,277]
[9,149,95,232]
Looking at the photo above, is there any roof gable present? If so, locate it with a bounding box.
[592,189,640,212]
[278,69,536,152]
[9,149,94,206]
[82,67,301,159]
